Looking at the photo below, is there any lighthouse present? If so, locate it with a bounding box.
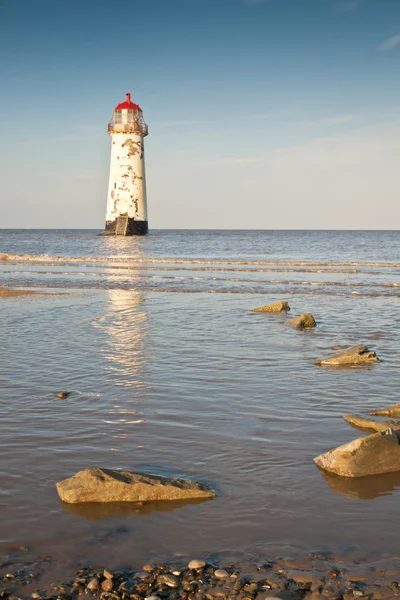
[104,92,149,235]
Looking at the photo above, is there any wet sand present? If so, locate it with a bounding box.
[0,287,38,298]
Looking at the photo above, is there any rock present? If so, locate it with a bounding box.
[103,570,113,580]
[314,344,379,367]
[157,574,180,588]
[143,565,154,573]
[101,580,114,592]
[314,429,400,477]
[57,391,71,399]
[252,301,290,313]
[342,414,400,432]
[188,561,206,570]
[214,570,229,579]
[56,468,216,504]
[87,578,100,591]
[145,597,161,600]
[287,313,316,329]
[370,403,400,417]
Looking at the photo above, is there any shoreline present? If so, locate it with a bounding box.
[2,552,400,600]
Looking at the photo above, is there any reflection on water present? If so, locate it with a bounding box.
[96,289,150,388]
[60,496,214,520]
[318,468,400,499]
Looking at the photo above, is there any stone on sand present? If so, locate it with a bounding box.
[314,429,400,477]
[314,344,379,367]
[252,301,290,313]
[56,467,216,504]
[287,313,316,329]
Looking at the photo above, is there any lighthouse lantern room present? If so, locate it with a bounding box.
[104,92,149,236]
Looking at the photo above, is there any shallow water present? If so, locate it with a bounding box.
[0,229,399,574]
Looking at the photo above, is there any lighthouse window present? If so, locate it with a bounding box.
[114,183,117,189]
[114,110,122,124]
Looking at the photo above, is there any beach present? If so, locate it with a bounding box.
[0,229,399,597]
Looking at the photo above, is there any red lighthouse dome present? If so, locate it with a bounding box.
[114,92,142,112]
[108,92,148,136]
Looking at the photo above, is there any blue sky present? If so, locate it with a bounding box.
[0,0,399,229]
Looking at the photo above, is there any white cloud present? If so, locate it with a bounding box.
[377,33,400,52]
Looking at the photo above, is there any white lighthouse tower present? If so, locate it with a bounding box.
[104,92,149,235]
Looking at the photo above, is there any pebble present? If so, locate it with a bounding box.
[101,579,113,592]
[188,560,206,570]
[87,577,100,591]
[1,556,399,600]
[214,570,229,579]
[143,565,154,573]
[157,574,180,588]
[103,569,113,580]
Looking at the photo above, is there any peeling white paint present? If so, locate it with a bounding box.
[106,131,147,223]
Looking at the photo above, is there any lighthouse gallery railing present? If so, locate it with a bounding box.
[108,122,148,136]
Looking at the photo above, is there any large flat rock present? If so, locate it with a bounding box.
[56,468,216,504]
[314,430,400,477]
[342,414,400,432]
[314,344,379,367]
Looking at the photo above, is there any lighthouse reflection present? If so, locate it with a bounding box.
[102,288,150,390]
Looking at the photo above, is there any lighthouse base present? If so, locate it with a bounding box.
[103,218,148,236]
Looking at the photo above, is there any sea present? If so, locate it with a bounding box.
[0,229,399,577]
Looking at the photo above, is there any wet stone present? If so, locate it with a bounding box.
[214,571,229,580]
[188,562,206,571]
[104,570,114,580]
[157,575,180,588]
[143,566,155,574]
[87,577,100,591]
[102,580,114,592]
